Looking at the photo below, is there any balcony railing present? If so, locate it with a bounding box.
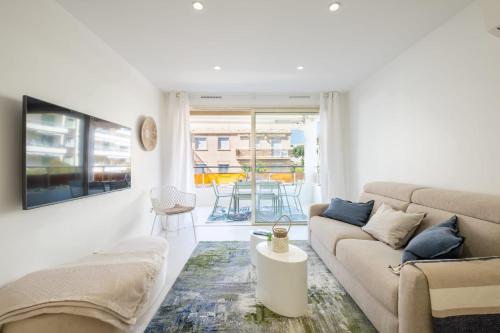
[193,165,304,186]
[236,149,291,159]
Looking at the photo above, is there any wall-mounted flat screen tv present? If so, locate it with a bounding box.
[22,96,131,209]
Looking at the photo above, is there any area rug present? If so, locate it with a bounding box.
[146,241,376,333]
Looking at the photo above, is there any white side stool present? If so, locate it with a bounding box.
[250,230,268,266]
[255,242,308,317]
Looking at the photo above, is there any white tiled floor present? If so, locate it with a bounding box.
[133,215,308,332]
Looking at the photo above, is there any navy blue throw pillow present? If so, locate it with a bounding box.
[320,198,374,227]
[402,216,464,263]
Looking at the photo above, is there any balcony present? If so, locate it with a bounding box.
[193,166,321,225]
[236,149,292,160]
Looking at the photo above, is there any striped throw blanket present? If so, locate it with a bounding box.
[411,257,500,333]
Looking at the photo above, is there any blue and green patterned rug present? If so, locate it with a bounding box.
[146,241,376,332]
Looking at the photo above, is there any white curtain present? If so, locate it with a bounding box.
[160,92,195,193]
[319,92,347,201]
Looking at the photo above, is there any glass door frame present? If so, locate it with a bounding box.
[252,109,319,225]
[190,107,319,225]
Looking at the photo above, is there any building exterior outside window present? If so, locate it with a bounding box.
[190,114,319,187]
[218,137,230,151]
[240,135,249,148]
[195,137,207,150]
[271,137,285,157]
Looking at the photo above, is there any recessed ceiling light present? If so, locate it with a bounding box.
[297,66,305,71]
[329,2,341,12]
[192,1,204,10]
[213,65,222,71]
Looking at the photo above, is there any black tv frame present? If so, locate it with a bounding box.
[22,96,131,210]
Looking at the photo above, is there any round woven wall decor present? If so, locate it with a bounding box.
[140,116,157,151]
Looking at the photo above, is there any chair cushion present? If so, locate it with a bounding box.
[161,204,194,215]
[309,216,374,255]
[336,239,402,315]
[320,198,374,227]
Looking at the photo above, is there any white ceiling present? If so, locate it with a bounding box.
[57,0,472,93]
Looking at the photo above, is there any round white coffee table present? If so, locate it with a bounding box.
[255,242,308,317]
[250,230,268,266]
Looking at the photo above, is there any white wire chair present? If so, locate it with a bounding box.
[150,186,197,241]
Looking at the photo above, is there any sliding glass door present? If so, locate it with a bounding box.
[190,110,319,225]
[190,112,253,223]
[254,113,320,223]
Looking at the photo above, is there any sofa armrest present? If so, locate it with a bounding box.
[399,257,500,333]
[398,264,432,333]
[309,203,328,218]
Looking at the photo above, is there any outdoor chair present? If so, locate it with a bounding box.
[280,181,304,216]
[229,181,252,214]
[257,181,280,214]
[211,180,233,217]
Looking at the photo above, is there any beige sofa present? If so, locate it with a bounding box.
[309,182,500,333]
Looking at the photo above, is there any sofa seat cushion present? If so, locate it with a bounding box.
[309,216,374,255]
[336,239,402,315]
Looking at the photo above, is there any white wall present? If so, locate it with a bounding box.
[0,0,162,285]
[347,0,500,198]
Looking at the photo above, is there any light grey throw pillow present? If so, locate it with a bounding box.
[362,203,425,249]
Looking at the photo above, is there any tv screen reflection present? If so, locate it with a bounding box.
[23,96,131,209]
[88,118,131,194]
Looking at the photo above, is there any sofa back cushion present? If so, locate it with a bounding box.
[410,188,500,257]
[355,182,500,257]
[407,203,500,257]
[359,181,426,215]
[364,182,426,202]
[359,192,410,215]
[411,188,500,224]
